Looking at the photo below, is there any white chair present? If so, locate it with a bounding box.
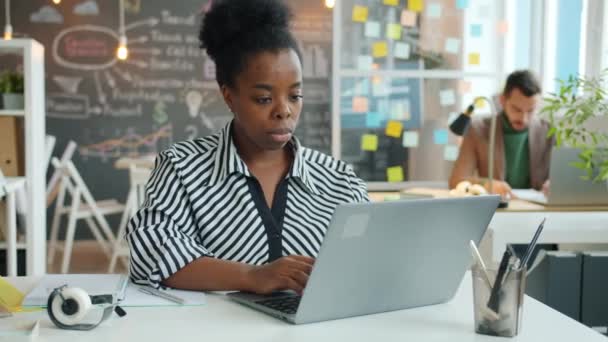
[0,170,25,276]
[47,157,125,273]
[108,165,151,273]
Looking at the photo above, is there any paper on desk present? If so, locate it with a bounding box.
[22,274,127,307]
[21,274,205,307]
[121,285,206,307]
[512,189,547,204]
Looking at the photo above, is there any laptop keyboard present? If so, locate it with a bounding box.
[255,295,301,314]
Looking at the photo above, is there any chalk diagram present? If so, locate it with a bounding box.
[79,124,173,162]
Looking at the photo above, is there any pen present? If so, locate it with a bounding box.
[138,286,185,305]
[469,240,493,289]
[520,217,547,270]
[487,249,512,312]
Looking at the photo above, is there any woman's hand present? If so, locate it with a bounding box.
[245,255,315,295]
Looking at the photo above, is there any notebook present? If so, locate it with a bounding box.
[22,274,205,307]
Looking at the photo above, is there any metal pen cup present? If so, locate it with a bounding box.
[472,265,527,337]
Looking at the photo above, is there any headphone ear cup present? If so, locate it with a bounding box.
[49,287,92,327]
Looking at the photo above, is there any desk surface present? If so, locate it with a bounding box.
[399,188,608,212]
[3,274,605,342]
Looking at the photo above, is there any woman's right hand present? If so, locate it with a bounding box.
[245,255,315,295]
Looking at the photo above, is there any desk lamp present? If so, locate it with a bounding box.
[449,96,508,208]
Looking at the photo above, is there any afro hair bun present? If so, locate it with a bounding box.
[200,0,293,62]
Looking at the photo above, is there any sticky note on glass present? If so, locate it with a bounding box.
[408,0,424,12]
[372,82,390,97]
[394,42,410,59]
[355,79,370,95]
[373,41,388,58]
[352,97,369,113]
[468,52,480,65]
[387,166,405,182]
[377,99,390,115]
[386,23,402,40]
[402,131,419,148]
[427,3,441,18]
[390,100,410,120]
[365,21,381,38]
[440,89,455,107]
[401,10,417,27]
[352,5,369,23]
[458,80,471,94]
[497,20,509,35]
[366,112,383,128]
[444,38,460,54]
[383,0,399,6]
[361,134,379,151]
[470,24,482,37]
[433,129,449,145]
[456,0,469,9]
[385,120,403,138]
[444,145,459,161]
[357,55,373,70]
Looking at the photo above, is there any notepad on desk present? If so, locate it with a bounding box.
[22,274,205,307]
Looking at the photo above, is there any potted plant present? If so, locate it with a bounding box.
[540,71,608,186]
[0,70,25,110]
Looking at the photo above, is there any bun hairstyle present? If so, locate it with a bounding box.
[199,0,302,88]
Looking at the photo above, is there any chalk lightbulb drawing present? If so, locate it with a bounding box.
[186,90,203,118]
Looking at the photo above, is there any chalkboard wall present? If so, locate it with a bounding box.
[1,0,332,238]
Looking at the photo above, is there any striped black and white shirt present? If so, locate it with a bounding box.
[126,121,369,287]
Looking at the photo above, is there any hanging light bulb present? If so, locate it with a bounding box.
[52,0,61,4]
[4,0,12,40]
[117,35,128,60]
[3,25,11,40]
[116,0,128,60]
[325,0,335,9]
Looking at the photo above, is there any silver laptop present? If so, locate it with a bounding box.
[540,148,608,206]
[228,195,500,324]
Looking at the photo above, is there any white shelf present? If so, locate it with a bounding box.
[0,39,46,275]
[0,109,25,117]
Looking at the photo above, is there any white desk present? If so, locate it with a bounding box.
[396,188,608,263]
[490,209,608,262]
[3,274,606,342]
[1,177,26,276]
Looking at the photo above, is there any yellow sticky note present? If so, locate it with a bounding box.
[373,41,388,58]
[408,0,424,12]
[468,52,480,65]
[385,120,403,138]
[386,23,402,40]
[0,276,25,311]
[352,96,369,113]
[352,5,369,23]
[387,166,405,182]
[383,0,399,6]
[361,134,379,151]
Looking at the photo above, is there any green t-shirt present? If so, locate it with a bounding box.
[502,115,530,188]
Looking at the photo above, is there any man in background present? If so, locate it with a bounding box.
[449,70,553,197]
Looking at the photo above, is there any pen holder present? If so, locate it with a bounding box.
[472,265,527,337]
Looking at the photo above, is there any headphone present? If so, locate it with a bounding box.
[47,285,127,331]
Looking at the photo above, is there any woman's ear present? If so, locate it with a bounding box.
[221,85,234,113]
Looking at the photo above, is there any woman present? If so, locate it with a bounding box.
[126,0,368,295]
